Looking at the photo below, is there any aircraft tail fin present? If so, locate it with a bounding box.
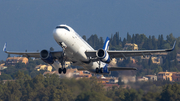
[3,43,7,52]
[103,37,110,50]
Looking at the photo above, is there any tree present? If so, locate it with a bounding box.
[76,91,112,101]
[122,38,127,47]
[118,77,124,85]
[0,73,12,80]
[127,32,131,43]
[14,71,25,80]
[148,57,152,66]
[131,34,135,43]
[82,35,86,41]
[7,54,10,58]
[160,84,180,101]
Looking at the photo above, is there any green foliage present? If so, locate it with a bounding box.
[1,72,180,100]
[0,73,12,80]
[0,74,113,101]
[76,91,112,101]
[160,83,180,101]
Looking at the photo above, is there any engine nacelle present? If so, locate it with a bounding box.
[96,49,111,63]
[40,50,54,64]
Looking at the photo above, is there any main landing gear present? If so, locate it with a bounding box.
[58,68,66,74]
[96,68,103,73]
[58,44,67,74]
[95,60,103,73]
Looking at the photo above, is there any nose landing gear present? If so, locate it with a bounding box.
[58,44,67,74]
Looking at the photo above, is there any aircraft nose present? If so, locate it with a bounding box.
[53,28,62,37]
[53,29,61,40]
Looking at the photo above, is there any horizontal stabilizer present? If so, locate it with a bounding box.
[77,68,88,71]
[108,67,137,71]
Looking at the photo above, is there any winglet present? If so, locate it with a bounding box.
[103,37,110,50]
[3,43,7,52]
[166,40,176,52]
[172,41,176,51]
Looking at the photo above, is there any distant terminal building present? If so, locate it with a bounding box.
[123,43,138,50]
[6,57,28,66]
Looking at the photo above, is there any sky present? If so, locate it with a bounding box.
[0,0,180,60]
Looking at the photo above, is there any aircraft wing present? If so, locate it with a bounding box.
[108,67,137,71]
[4,51,63,59]
[3,43,63,59]
[4,51,40,58]
[85,41,176,59]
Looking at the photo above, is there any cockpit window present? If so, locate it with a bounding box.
[56,26,70,31]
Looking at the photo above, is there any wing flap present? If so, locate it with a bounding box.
[77,68,88,71]
[4,51,64,59]
[5,51,40,58]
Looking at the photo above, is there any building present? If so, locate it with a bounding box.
[6,57,28,65]
[123,43,138,50]
[0,63,7,70]
[177,54,180,64]
[157,71,174,81]
[97,75,117,84]
[137,76,148,82]
[172,72,180,82]
[141,56,163,65]
[151,56,163,65]
[145,75,157,81]
[121,76,136,84]
[59,62,71,68]
[109,78,119,83]
[109,58,117,67]
[35,65,52,72]
[130,57,137,64]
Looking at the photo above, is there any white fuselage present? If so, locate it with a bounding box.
[53,25,106,73]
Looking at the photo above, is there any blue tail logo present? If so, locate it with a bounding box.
[3,43,7,52]
[103,37,110,50]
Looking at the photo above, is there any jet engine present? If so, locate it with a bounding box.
[96,49,111,63]
[40,50,54,64]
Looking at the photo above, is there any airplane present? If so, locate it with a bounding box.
[3,24,176,75]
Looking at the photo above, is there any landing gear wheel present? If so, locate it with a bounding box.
[58,68,62,74]
[63,68,66,74]
[100,68,103,73]
[96,68,99,73]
